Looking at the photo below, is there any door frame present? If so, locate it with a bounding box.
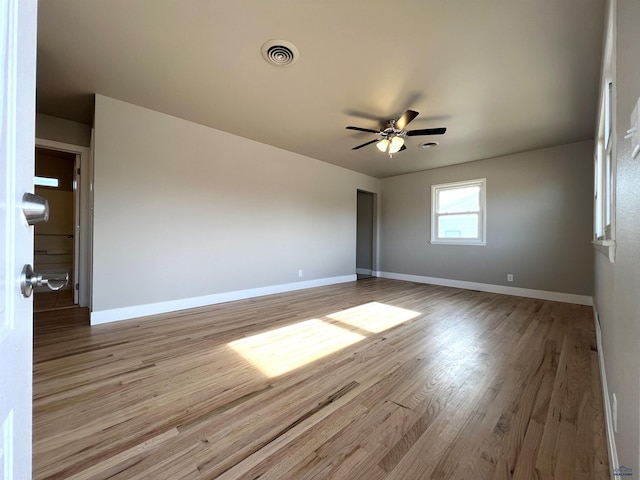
[35,138,92,308]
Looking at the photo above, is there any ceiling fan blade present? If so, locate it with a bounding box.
[352,139,379,150]
[395,110,419,130]
[399,144,407,151]
[346,126,381,134]
[406,127,447,136]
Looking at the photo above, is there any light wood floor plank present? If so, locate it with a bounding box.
[33,278,609,479]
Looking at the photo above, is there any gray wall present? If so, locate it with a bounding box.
[595,0,640,471]
[36,113,91,147]
[92,95,380,313]
[379,141,594,295]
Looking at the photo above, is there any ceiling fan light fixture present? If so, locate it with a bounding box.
[389,136,404,153]
[376,138,390,152]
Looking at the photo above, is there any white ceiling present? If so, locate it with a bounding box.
[36,0,605,178]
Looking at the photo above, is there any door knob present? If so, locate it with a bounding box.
[22,192,49,225]
[20,264,69,298]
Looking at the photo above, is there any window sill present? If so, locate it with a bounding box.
[592,239,616,263]
[430,240,486,247]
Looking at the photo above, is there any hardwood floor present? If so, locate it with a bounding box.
[33,278,609,479]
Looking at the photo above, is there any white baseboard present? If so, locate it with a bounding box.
[90,271,592,323]
[90,274,356,325]
[377,271,593,306]
[593,307,618,478]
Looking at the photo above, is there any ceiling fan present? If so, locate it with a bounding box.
[346,110,446,157]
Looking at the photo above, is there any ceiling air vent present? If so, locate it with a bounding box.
[261,39,299,67]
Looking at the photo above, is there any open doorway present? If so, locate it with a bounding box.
[33,147,77,311]
[356,190,376,279]
[34,138,92,313]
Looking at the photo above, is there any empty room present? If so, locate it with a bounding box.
[2,0,640,479]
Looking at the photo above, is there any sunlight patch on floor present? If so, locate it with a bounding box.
[327,302,421,333]
[228,319,364,377]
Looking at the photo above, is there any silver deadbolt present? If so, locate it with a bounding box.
[22,192,49,225]
[21,265,69,298]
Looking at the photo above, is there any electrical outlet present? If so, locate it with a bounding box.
[298,269,303,278]
[507,274,514,282]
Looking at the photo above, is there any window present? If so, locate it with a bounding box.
[34,176,59,188]
[593,2,616,263]
[594,82,614,243]
[431,178,486,245]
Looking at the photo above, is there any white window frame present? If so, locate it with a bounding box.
[594,81,614,243]
[593,0,616,263]
[431,178,486,246]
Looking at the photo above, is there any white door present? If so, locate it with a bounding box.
[0,0,38,478]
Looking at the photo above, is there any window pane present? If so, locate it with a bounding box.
[605,151,612,226]
[438,186,479,213]
[438,214,479,238]
[34,176,59,188]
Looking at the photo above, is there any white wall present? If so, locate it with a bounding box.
[379,141,594,297]
[91,95,379,321]
[594,0,640,472]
